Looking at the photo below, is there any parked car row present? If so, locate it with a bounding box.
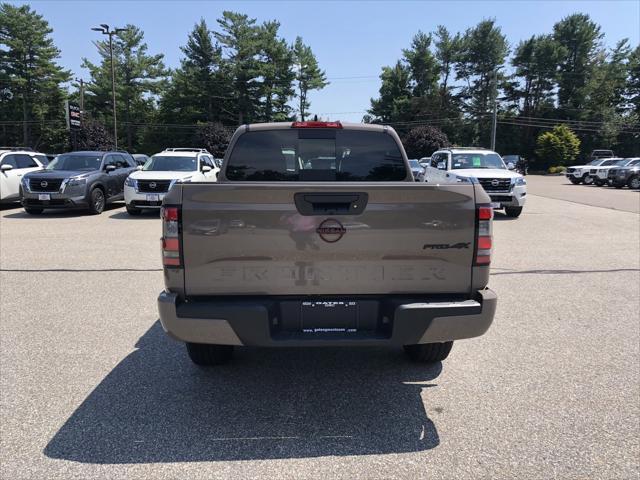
[565,157,640,189]
[0,147,220,215]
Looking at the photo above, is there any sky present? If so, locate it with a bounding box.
[17,0,640,122]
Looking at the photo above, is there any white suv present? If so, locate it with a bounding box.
[0,148,47,203]
[124,148,219,215]
[423,148,527,218]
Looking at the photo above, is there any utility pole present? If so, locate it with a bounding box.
[489,66,505,151]
[490,69,498,151]
[91,24,127,149]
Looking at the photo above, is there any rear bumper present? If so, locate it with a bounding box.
[157,289,497,347]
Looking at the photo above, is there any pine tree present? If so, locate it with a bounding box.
[292,37,327,121]
[82,25,168,151]
[553,13,603,117]
[214,11,262,124]
[0,3,70,150]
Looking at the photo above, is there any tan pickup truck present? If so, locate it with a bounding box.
[158,121,497,366]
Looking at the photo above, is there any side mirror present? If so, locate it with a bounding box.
[201,165,212,173]
[437,161,446,170]
[507,162,515,170]
[0,164,13,172]
[136,165,143,171]
[105,164,116,172]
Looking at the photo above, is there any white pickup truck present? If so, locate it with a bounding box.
[422,148,527,218]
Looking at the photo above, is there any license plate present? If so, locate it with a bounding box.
[301,301,358,333]
[38,194,50,201]
[490,202,500,208]
[146,194,160,202]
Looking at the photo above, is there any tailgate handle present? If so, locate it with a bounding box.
[294,192,368,216]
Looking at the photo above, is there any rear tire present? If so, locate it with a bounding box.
[126,205,141,215]
[24,207,43,215]
[583,174,594,185]
[186,343,234,366]
[505,206,523,218]
[628,175,640,190]
[594,178,605,186]
[87,187,105,215]
[404,341,453,363]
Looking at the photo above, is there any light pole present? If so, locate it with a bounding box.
[490,66,504,151]
[91,24,127,149]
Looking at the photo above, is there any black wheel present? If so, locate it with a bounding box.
[404,341,453,363]
[628,175,640,190]
[126,205,141,216]
[186,343,234,366]
[594,179,605,186]
[87,187,105,214]
[24,207,43,215]
[569,178,581,185]
[505,206,523,218]
[583,174,594,185]
[615,185,624,189]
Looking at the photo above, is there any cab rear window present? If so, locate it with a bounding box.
[226,129,407,181]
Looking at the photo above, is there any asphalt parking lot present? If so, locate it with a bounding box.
[1,175,638,479]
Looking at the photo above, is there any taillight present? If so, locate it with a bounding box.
[161,206,181,267]
[475,205,493,265]
[291,121,342,129]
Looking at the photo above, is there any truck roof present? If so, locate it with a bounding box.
[243,121,387,133]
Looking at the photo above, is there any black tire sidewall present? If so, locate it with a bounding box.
[89,188,105,214]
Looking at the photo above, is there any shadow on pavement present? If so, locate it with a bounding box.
[44,321,442,463]
[493,211,519,221]
[0,202,22,211]
[2,203,123,219]
[109,210,160,220]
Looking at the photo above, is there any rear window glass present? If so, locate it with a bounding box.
[226,129,407,181]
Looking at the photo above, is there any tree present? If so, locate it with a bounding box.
[402,31,439,98]
[259,21,295,121]
[292,36,327,121]
[508,35,563,116]
[402,125,450,158]
[368,61,412,123]
[535,124,580,169]
[553,13,603,116]
[196,122,231,157]
[433,25,461,99]
[82,25,167,151]
[214,11,262,124]
[628,45,640,116]
[0,3,70,150]
[455,19,509,144]
[177,19,228,123]
[74,118,115,150]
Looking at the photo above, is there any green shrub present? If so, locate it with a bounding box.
[536,125,581,170]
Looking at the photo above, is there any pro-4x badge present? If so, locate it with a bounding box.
[423,242,471,250]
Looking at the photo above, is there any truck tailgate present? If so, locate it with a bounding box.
[181,183,476,296]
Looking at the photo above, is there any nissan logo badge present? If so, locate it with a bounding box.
[40,181,48,188]
[316,219,347,243]
[149,182,157,189]
[491,179,500,187]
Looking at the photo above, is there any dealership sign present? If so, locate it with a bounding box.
[66,101,82,130]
